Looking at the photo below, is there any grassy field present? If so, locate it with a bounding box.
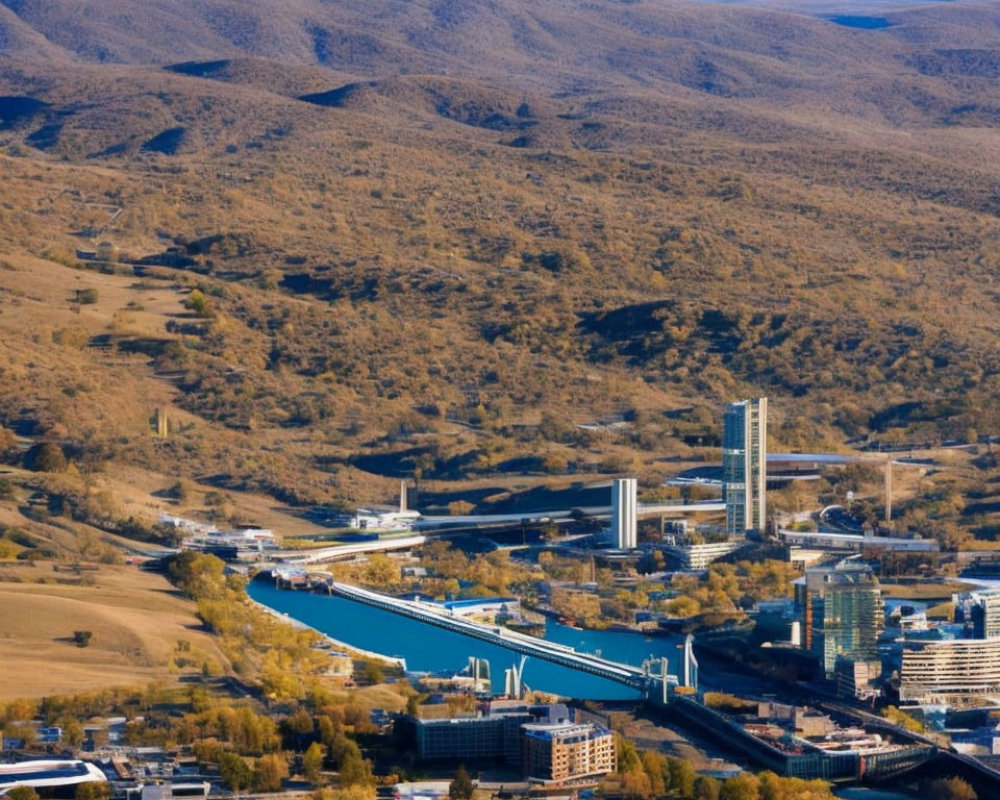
[877,580,977,601]
[0,562,228,699]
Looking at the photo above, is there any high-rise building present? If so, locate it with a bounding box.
[968,590,1000,639]
[722,397,767,537]
[611,477,637,549]
[798,562,883,678]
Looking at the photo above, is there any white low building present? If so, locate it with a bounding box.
[0,760,107,793]
[350,509,421,530]
[664,540,747,570]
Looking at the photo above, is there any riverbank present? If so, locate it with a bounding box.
[248,593,406,669]
[248,577,685,699]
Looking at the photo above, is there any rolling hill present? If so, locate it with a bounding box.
[0,0,998,523]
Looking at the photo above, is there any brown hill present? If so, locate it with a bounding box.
[0,0,998,531]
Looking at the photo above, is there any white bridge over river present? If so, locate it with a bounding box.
[330,581,691,700]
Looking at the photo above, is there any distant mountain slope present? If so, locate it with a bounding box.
[1,0,999,128]
[3,0,1000,510]
[0,3,74,63]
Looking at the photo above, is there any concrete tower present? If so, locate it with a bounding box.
[682,634,699,690]
[612,477,638,549]
[722,397,767,537]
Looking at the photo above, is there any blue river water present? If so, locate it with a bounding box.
[250,580,924,799]
[248,578,685,700]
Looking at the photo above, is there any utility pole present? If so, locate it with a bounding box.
[884,458,892,526]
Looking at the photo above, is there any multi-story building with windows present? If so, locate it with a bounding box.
[797,563,883,678]
[900,638,1000,705]
[968,590,1000,639]
[521,722,615,788]
[723,397,767,537]
[403,703,570,765]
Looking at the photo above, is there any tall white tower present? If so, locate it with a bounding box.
[682,634,699,690]
[723,397,767,537]
[612,477,638,549]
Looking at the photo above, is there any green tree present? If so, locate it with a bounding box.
[303,741,326,786]
[449,765,474,800]
[7,787,41,800]
[219,752,253,794]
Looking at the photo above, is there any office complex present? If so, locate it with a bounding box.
[900,638,1000,705]
[898,588,1000,705]
[404,703,570,765]
[521,722,615,787]
[611,477,637,549]
[723,397,767,537]
[797,563,883,678]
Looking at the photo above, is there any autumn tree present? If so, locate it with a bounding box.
[336,738,374,788]
[253,752,289,792]
[75,783,110,800]
[720,772,761,800]
[925,777,977,800]
[282,707,315,750]
[7,788,40,800]
[29,442,67,472]
[449,765,474,800]
[303,741,326,785]
[219,753,253,794]
[693,776,721,800]
[640,750,667,798]
[667,757,696,799]
[363,553,400,587]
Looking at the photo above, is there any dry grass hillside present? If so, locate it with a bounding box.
[4,0,1000,696]
[0,561,229,699]
[0,0,998,518]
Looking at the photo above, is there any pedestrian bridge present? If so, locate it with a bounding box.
[331,582,673,696]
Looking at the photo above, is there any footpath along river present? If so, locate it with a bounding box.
[248,577,685,699]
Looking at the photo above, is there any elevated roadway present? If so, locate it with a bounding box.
[277,535,427,565]
[330,581,668,694]
[413,500,725,530]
